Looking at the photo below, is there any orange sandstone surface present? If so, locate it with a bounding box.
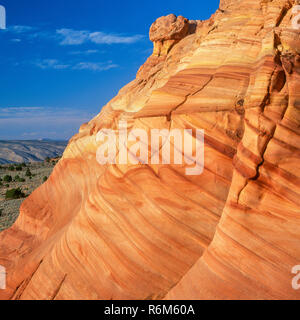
[1,0,300,300]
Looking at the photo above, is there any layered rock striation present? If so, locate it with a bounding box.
[1,0,300,300]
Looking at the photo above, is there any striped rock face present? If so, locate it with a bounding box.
[1,0,300,300]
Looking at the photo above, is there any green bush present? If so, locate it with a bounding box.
[25,168,32,177]
[43,176,48,182]
[14,175,26,182]
[15,165,23,171]
[5,188,25,200]
[8,165,15,171]
[3,175,12,182]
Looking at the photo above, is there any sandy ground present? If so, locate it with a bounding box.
[0,161,57,232]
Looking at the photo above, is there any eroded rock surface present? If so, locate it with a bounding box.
[1,0,300,300]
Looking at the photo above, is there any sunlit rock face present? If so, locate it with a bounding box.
[1,0,300,300]
[150,14,190,56]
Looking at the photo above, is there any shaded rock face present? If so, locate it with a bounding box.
[1,0,300,300]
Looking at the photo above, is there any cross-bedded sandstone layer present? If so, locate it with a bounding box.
[1,0,300,300]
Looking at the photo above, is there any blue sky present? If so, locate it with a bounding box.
[0,0,219,140]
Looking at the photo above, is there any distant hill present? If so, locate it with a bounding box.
[0,140,68,164]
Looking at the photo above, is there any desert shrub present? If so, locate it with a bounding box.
[25,168,32,177]
[3,175,12,182]
[14,176,25,182]
[45,157,50,163]
[8,165,15,171]
[5,188,25,200]
[43,176,48,182]
[15,165,23,171]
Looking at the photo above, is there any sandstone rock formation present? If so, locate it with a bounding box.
[150,14,190,56]
[1,0,300,300]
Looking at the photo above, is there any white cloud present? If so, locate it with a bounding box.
[73,62,118,71]
[0,107,44,115]
[56,28,89,45]
[34,59,70,70]
[0,106,94,140]
[4,25,144,47]
[69,49,99,55]
[33,58,117,72]
[22,132,39,137]
[89,32,143,44]
[0,106,93,122]
[7,25,35,33]
[56,28,143,46]
[10,38,21,42]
